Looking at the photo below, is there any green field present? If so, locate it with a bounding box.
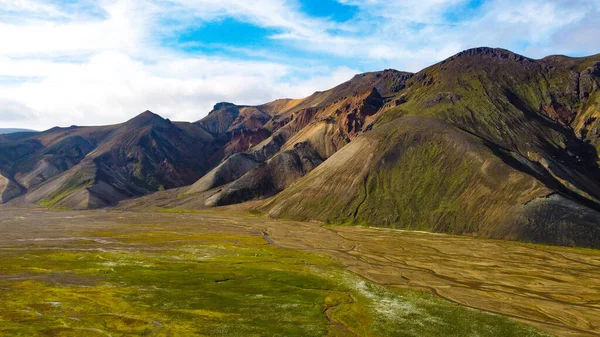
[0,227,550,337]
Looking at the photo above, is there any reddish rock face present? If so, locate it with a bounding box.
[223,128,272,158]
[543,102,577,126]
[343,88,384,136]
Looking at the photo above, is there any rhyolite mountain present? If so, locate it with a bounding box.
[2,47,600,248]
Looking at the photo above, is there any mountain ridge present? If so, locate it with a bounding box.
[0,128,38,135]
[2,47,600,248]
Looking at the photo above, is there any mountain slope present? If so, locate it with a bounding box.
[263,116,600,247]
[378,48,600,201]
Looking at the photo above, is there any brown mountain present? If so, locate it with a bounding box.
[0,111,220,208]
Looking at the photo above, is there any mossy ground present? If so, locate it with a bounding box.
[0,228,550,337]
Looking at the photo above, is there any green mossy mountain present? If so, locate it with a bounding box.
[2,47,600,248]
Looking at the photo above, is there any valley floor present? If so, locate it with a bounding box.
[0,208,598,336]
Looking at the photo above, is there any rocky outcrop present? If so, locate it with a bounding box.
[451,47,532,63]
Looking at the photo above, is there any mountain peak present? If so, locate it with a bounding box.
[206,102,239,116]
[450,47,530,62]
[135,110,159,119]
[124,110,167,128]
[213,102,237,110]
[140,110,158,117]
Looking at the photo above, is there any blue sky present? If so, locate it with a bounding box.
[1,0,599,130]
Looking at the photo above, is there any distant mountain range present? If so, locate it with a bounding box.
[0,128,37,135]
[1,47,600,248]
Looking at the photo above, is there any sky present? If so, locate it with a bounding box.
[1,0,599,130]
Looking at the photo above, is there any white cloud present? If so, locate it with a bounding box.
[0,0,358,130]
[0,50,358,130]
[0,1,150,58]
[0,0,599,130]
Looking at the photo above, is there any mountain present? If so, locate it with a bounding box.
[2,47,600,248]
[0,112,223,208]
[184,70,411,204]
[263,48,600,247]
[0,128,37,135]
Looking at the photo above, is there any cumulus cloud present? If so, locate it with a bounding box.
[0,0,598,130]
